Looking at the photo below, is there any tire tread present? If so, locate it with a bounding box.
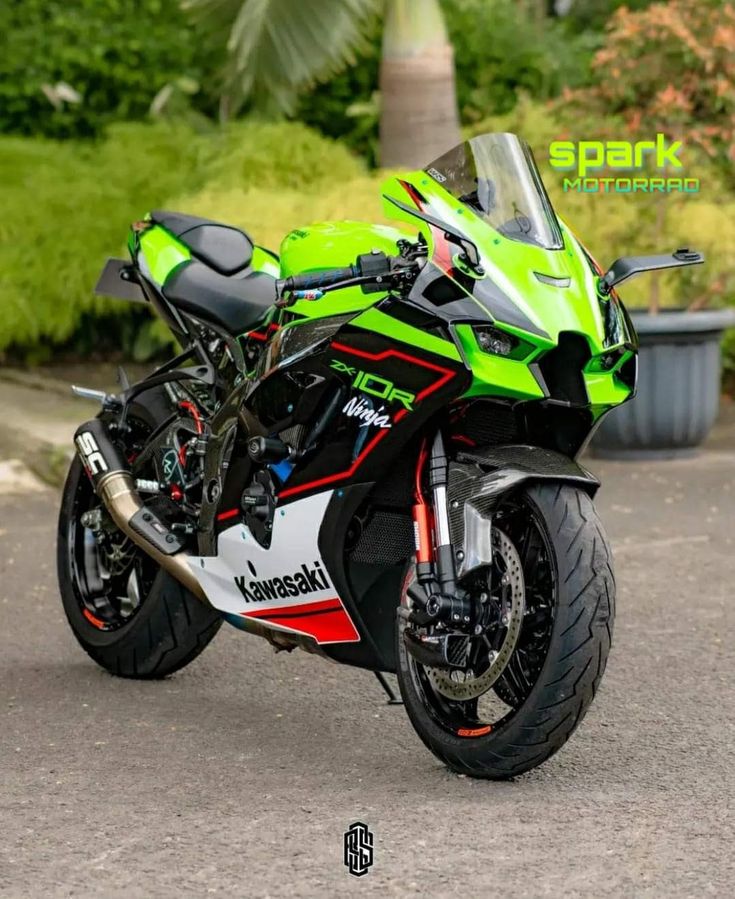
[397,482,615,779]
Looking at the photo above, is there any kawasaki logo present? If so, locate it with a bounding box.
[234,561,330,603]
[330,360,415,410]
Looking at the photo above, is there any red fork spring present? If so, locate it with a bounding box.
[412,438,433,563]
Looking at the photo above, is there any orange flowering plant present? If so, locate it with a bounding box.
[569,0,735,165]
[560,1,735,312]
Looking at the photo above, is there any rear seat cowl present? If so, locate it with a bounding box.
[150,210,254,276]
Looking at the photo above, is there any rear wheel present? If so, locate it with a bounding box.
[396,482,615,779]
[57,393,222,678]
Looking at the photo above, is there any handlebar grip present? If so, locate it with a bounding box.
[286,266,357,293]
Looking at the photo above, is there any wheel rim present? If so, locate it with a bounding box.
[403,494,557,738]
[425,528,525,701]
[67,418,158,632]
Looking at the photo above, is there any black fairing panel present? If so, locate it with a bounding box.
[446,444,599,550]
[317,483,400,672]
[404,261,551,340]
[236,320,468,670]
[248,322,468,504]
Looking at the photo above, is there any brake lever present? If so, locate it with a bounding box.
[275,275,375,307]
[275,288,325,308]
[274,258,424,308]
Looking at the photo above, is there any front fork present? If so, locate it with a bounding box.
[408,432,473,629]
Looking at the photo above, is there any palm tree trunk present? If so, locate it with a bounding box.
[379,0,461,169]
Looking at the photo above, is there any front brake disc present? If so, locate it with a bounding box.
[427,528,525,701]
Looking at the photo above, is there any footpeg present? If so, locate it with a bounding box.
[403,629,470,669]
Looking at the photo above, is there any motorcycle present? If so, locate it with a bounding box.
[58,133,703,778]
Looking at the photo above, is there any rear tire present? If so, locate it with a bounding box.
[397,483,615,779]
[57,391,222,679]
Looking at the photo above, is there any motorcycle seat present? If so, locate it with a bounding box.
[162,260,277,336]
[150,210,254,275]
[150,209,277,335]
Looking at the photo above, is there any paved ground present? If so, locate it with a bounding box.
[1,387,734,897]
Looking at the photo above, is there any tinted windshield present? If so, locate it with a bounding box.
[424,133,564,250]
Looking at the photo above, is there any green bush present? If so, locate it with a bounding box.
[557,0,655,32]
[0,0,213,138]
[471,99,735,311]
[447,0,593,123]
[0,121,374,361]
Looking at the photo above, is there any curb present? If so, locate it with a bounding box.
[0,425,71,489]
[0,367,75,398]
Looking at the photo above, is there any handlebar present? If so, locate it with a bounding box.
[275,249,422,307]
[278,265,359,296]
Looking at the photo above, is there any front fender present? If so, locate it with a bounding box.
[447,445,599,576]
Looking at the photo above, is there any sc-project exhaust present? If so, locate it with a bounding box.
[73,419,208,604]
[73,419,324,654]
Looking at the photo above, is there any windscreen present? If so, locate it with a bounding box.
[424,133,564,251]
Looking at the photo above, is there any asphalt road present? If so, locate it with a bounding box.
[1,450,734,898]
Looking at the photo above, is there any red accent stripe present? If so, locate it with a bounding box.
[242,598,359,643]
[398,179,456,278]
[278,429,389,499]
[217,508,240,522]
[398,179,426,210]
[82,608,106,629]
[247,323,281,342]
[331,342,455,397]
[278,343,455,500]
[429,224,456,278]
[244,598,342,620]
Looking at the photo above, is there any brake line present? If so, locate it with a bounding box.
[177,400,203,467]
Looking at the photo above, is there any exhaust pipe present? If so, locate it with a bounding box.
[74,419,209,604]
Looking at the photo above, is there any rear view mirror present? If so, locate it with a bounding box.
[386,195,482,272]
[600,248,705,295]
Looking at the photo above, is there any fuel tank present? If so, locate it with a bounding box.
[279,220,413,319]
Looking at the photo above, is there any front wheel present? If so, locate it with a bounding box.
[396,483,615,779]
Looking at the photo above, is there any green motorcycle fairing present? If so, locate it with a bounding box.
[133,221,279,290]
[278,221,413,320]
[278,133,636,433]
[130,133,636,447]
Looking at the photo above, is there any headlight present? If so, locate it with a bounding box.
[473,325,517,357]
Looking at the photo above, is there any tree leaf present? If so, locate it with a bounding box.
[184,0,378,115]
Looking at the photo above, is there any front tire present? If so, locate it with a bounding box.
[397,483,615,779]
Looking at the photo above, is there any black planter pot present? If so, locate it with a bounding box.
[590,309,735,459]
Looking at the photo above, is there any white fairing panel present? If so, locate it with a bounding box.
[188,490,359,644]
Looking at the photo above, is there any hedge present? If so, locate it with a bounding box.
[2,110,733,365]
[0,120,378,360]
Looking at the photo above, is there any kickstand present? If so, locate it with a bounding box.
[374,671,403,705]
